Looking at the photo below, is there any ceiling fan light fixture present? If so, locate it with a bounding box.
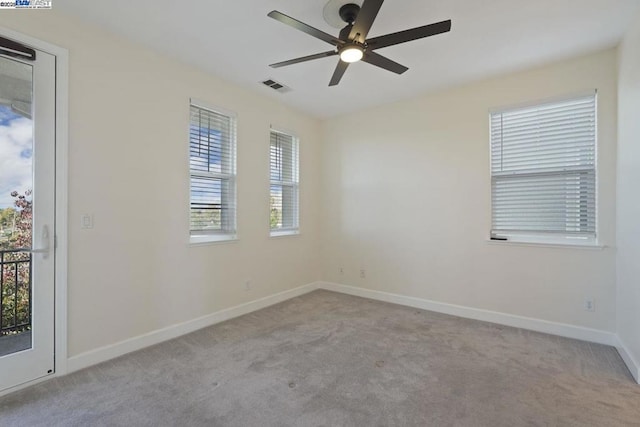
[339,45,364,63]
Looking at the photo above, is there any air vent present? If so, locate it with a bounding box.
[261,79,291,93]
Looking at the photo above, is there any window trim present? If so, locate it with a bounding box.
[188,98,238,245]
[488,90,599,247]
[486,239,605,250]
[269,127,300,237]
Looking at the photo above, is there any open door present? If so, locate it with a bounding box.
[0,36,56,391]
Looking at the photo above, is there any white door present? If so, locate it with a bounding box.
[0,39,56,391]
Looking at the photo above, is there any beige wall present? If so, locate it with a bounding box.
[0,11,322,357]
[321,49,618,332]
[0,10,626,364]
[617,10,640,377]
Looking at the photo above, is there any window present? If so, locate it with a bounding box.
[189,101,236,243]
[490,93,597,245]
[270,130,299,235]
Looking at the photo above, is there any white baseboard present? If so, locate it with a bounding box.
[614,336,640,384]
[316,282,616,346]
[67,283,318,373]
[66,280,626,380]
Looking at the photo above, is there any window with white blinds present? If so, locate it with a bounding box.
[490,93,597,243]
[189,101,237,242]
[270,130,299,235]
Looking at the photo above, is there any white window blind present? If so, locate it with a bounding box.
[270,130,299,234]
[189,102,236,240]
[490,93,596,241]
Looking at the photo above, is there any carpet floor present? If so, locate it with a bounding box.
[1,290,639,426]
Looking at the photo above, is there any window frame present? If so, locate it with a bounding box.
[488,91,599,247]
[269,128,300,237]
[188,99,237,245]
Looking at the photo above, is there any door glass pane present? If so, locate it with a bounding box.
[0,55,33,357]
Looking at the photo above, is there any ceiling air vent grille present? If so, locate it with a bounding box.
[262,79,291,93]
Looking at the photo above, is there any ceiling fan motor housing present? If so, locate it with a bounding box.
[339,25,354,41]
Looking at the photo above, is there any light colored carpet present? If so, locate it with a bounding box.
[1,290,638,426]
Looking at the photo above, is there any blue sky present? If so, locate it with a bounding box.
[0,105,33,209]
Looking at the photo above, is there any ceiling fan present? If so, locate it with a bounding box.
[267,0,452,86]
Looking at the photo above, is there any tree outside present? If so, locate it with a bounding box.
[0,190,32,336]
[270,195,281,229]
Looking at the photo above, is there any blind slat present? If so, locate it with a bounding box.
[490,94,596,237]
[270,131,299,232]
[189,104,237,235]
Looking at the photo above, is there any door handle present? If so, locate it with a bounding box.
[24,225,50,259]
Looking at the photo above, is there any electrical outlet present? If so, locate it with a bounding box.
[244,280,252,291]
[584,298,595,312]
[339,267,344,274]
[360,269,366,279]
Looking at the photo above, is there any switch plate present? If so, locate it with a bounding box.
[81,214,93,229]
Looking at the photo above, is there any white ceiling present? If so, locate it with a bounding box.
[56,0,640,119]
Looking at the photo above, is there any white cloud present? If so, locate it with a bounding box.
[0,115,33,208]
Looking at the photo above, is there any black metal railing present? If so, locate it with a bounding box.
[0,249,32,336]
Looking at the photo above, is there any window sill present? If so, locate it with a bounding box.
[270,229,300,238]
[190,234,237,246]
[486,239,606,250]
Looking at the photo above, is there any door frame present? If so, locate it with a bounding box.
[0,25,69,394]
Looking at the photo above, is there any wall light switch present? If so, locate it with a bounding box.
[81,214,94,229]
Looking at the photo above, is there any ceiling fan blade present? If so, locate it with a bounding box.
[329,60,349,86]
[362,51,408,74]
[270,51,338,68]
[268,11,344,46]
[366,20,451,50]
[348,0,384,43]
